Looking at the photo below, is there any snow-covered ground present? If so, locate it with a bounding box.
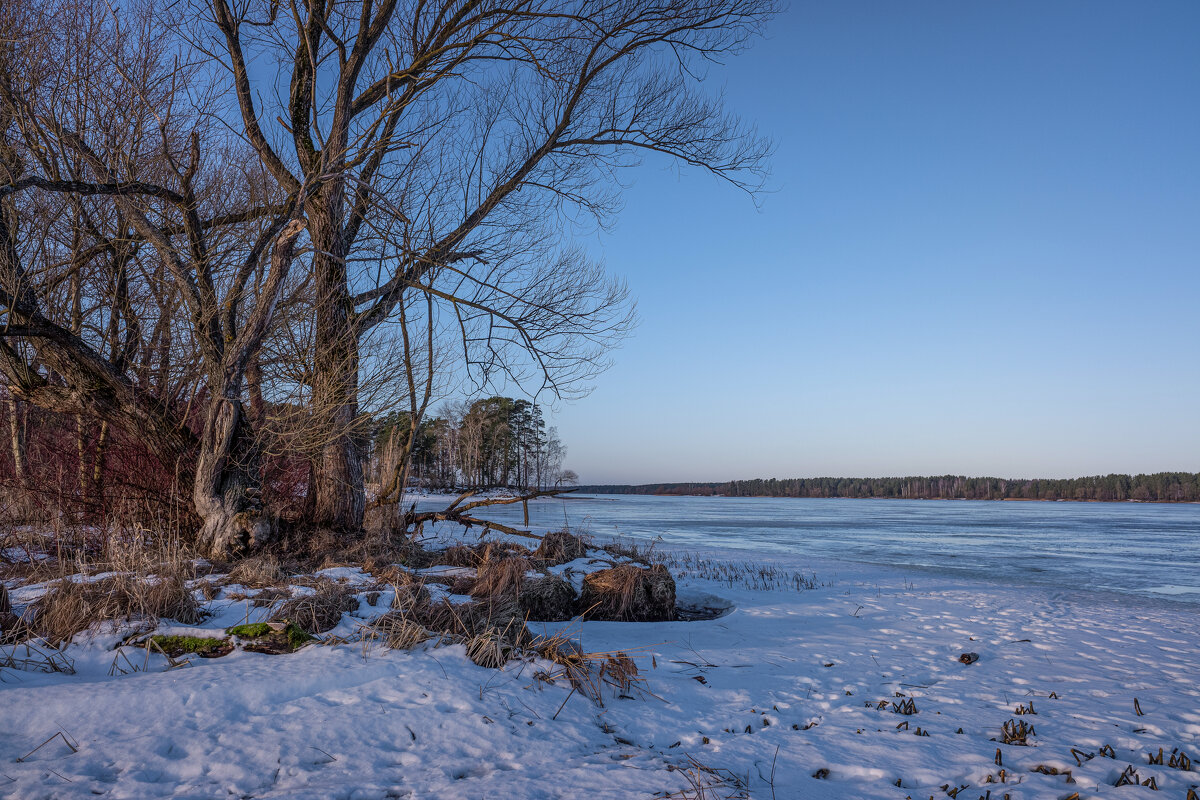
[3,529,1199,799]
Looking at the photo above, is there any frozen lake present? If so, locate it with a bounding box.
[433,493,1200,606]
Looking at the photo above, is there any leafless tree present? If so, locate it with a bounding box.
[0,0,776,552]
[188,0,775,532]
[0,0,305,555]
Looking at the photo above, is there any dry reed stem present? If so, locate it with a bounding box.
[0,638,75,674]
[660,754,751,800]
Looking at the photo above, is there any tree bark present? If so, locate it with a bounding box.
[7,396,26,486]
[193,392,270,559]
[192,216,306,558]
[308,199,365,530]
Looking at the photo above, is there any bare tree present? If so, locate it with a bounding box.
[196,0,775,531]
[0,0,304,555]
[0,0,776,552]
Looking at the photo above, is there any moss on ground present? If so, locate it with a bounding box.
[149,635,232,658]
[226,622,273,638]
[225,620,313,653]
[286,623,313,649]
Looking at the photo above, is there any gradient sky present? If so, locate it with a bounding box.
[545,0,1200,485]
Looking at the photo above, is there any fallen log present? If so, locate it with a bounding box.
[401,488,577,540]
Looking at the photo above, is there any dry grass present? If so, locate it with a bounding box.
[225,556,288,589]
[530,630,646,705]
[533,530,589,565]
[390,579,431,610]
[362,564,433,609]
[659,754,751,800]
[579,564,676,622]
[364,613,430,649]
[367,563,411,587]
[271,579,358,634]
[1,609,32,645]
[421,597,528,642]
[600,537,659,566]
[364,595,531,667]
[479,541,531,561]
[30,570,203,646]
[470,556,531,599]
[418,541,531,571]
[227,586,292,607]
[431,545,479,568]
[1,638,76,674]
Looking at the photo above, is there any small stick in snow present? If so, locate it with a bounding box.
[552,687,577,720]
[309,746,337,764]
[16,731,78,762]
[769,745,779,800]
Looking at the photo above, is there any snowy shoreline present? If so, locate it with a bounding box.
[3,533,1199,799]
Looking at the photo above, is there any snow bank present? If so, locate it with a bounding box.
[3,536,1198,798]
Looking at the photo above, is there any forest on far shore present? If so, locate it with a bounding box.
[575,473,1200,502]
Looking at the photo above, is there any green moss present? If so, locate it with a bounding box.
[223,621,312,653]
[286,622,313,649]
[226,622,273,638]
[149,635,228,655]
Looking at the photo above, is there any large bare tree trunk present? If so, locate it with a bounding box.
[308,202,365,530]
[193,392,270,559]
[192,217,307,558]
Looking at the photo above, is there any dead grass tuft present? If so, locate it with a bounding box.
[470,556,531,599]
[30,570,203,646]
[367,563,411,587]
[531,631,646,705]
[365,596,530,667]
[659,754,751,799]
[579,563,676,621]
[1,609,32,644]
[225,556,287,589]
[479,541,531,561]
[600,537,658,566]
[421,597,528,643]
[364,613,430,650]
[432,545,479,568]
[390,579,431,611]
[533,530,589,565]
[271,580,358,634]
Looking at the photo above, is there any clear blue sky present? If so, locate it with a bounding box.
[549,0,1200,485]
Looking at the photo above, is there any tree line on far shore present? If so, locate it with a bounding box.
[576,473,1200,502]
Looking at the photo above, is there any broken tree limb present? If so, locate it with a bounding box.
[401,488,577,540]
